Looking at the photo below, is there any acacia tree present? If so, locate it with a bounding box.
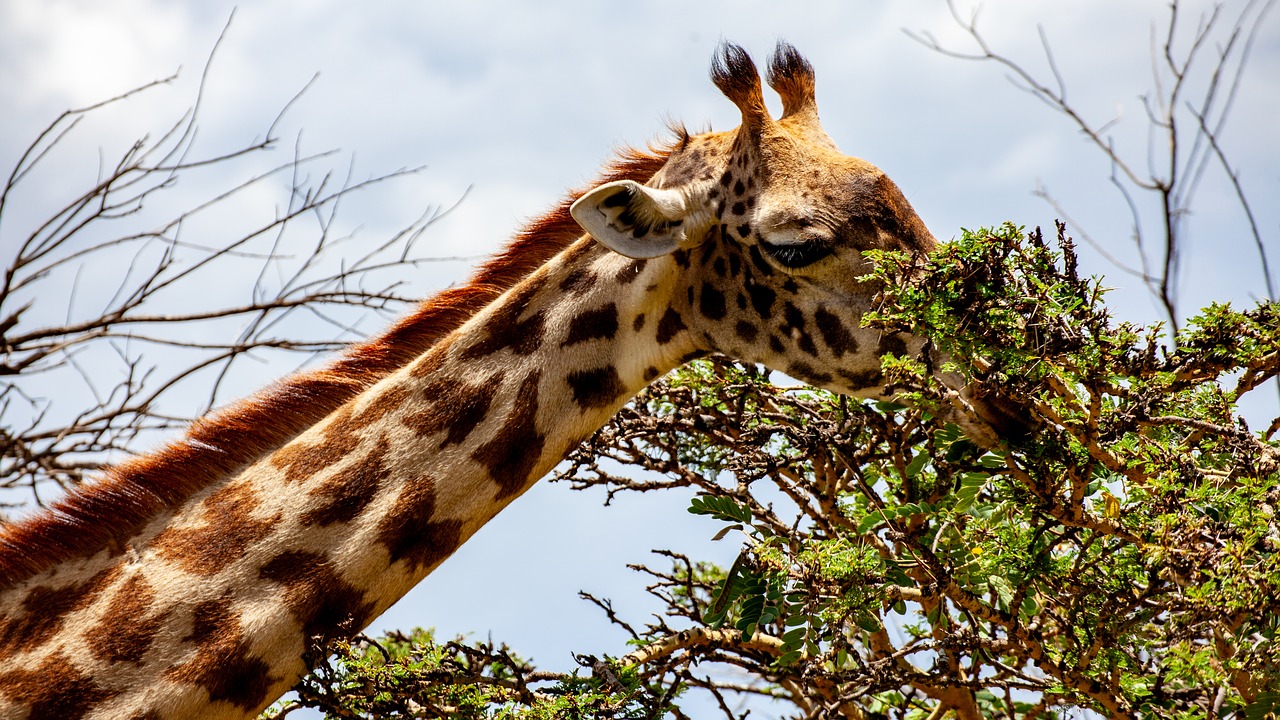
[271,3,1280,719]
[279,223,1279,719]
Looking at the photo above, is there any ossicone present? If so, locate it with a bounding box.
[710,41,770,128]
[766,40,818,120]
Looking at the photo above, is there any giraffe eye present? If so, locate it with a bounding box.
[759,239,835,269]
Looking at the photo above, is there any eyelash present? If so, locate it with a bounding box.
[759,240,835,269]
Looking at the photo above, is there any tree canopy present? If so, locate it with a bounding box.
[272,223,1280,719]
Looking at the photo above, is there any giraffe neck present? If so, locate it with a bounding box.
[0,237,689,720]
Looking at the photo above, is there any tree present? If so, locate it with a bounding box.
[268,3,1280,719]
[910,0,1277,336]
[0,28,446,513]
[274,223,1280,719]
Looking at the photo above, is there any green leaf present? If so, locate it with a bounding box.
[1020,595,1040,617]
[896,502,931,519]
[935,424,962,445]
[861,502,937,533]
[988,575,1015,607]
[858,509,887,534]
[886,563,913,586]
[784,612,809,627]
[945,438,976,462]
[766,576,784,602]
[688,495,753,524]
[707,553,748,619]
[977,452,1006,469]
[782,626,807,644]
[904,451,931,479]
[710,524,742,541]
[953,472,989,513]
[737,593,765,636]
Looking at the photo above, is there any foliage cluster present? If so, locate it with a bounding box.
[265,628,660,720]
[280,223,1280,719]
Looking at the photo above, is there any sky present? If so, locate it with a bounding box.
[2,0,1278,712]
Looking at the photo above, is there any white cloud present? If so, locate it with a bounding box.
[0,0,192,112]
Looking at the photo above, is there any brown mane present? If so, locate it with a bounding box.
[0,141,676,588]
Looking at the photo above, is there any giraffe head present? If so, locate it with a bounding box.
[572,42,1013,440]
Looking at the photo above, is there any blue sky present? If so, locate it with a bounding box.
[6,1,1276,322]
[2,0,1277,707]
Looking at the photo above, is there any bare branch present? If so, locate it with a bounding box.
[0,19,453,506]
[908,0,1277,338]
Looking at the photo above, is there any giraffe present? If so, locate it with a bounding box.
[0,42,1012,719]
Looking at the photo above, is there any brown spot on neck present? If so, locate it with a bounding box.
[166,597,277,710]
[779,302,818,356]
[459,275,549,360]
[0,562,121,656]
[745,280,776,320]
[269,406,362,485]
[86,574,165,665]
[877,332,909,358]
[259,551,375,641]
[565,366,627,410]
[471,371,546,499]
[814,306,858,358]
[0,653,119,720]
[614,258,648,284]
[271,383,411,486]
[376,475,464,574]
[301,435,391,527]
[152,483,280,576]
[656,307,687,345]
[403,371,504,448]
[558,268,596,295]
[698,282,727,320]
[562,303,620,347]
[838,367,884,390]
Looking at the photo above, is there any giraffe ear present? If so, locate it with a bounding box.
[570,180,708,259]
